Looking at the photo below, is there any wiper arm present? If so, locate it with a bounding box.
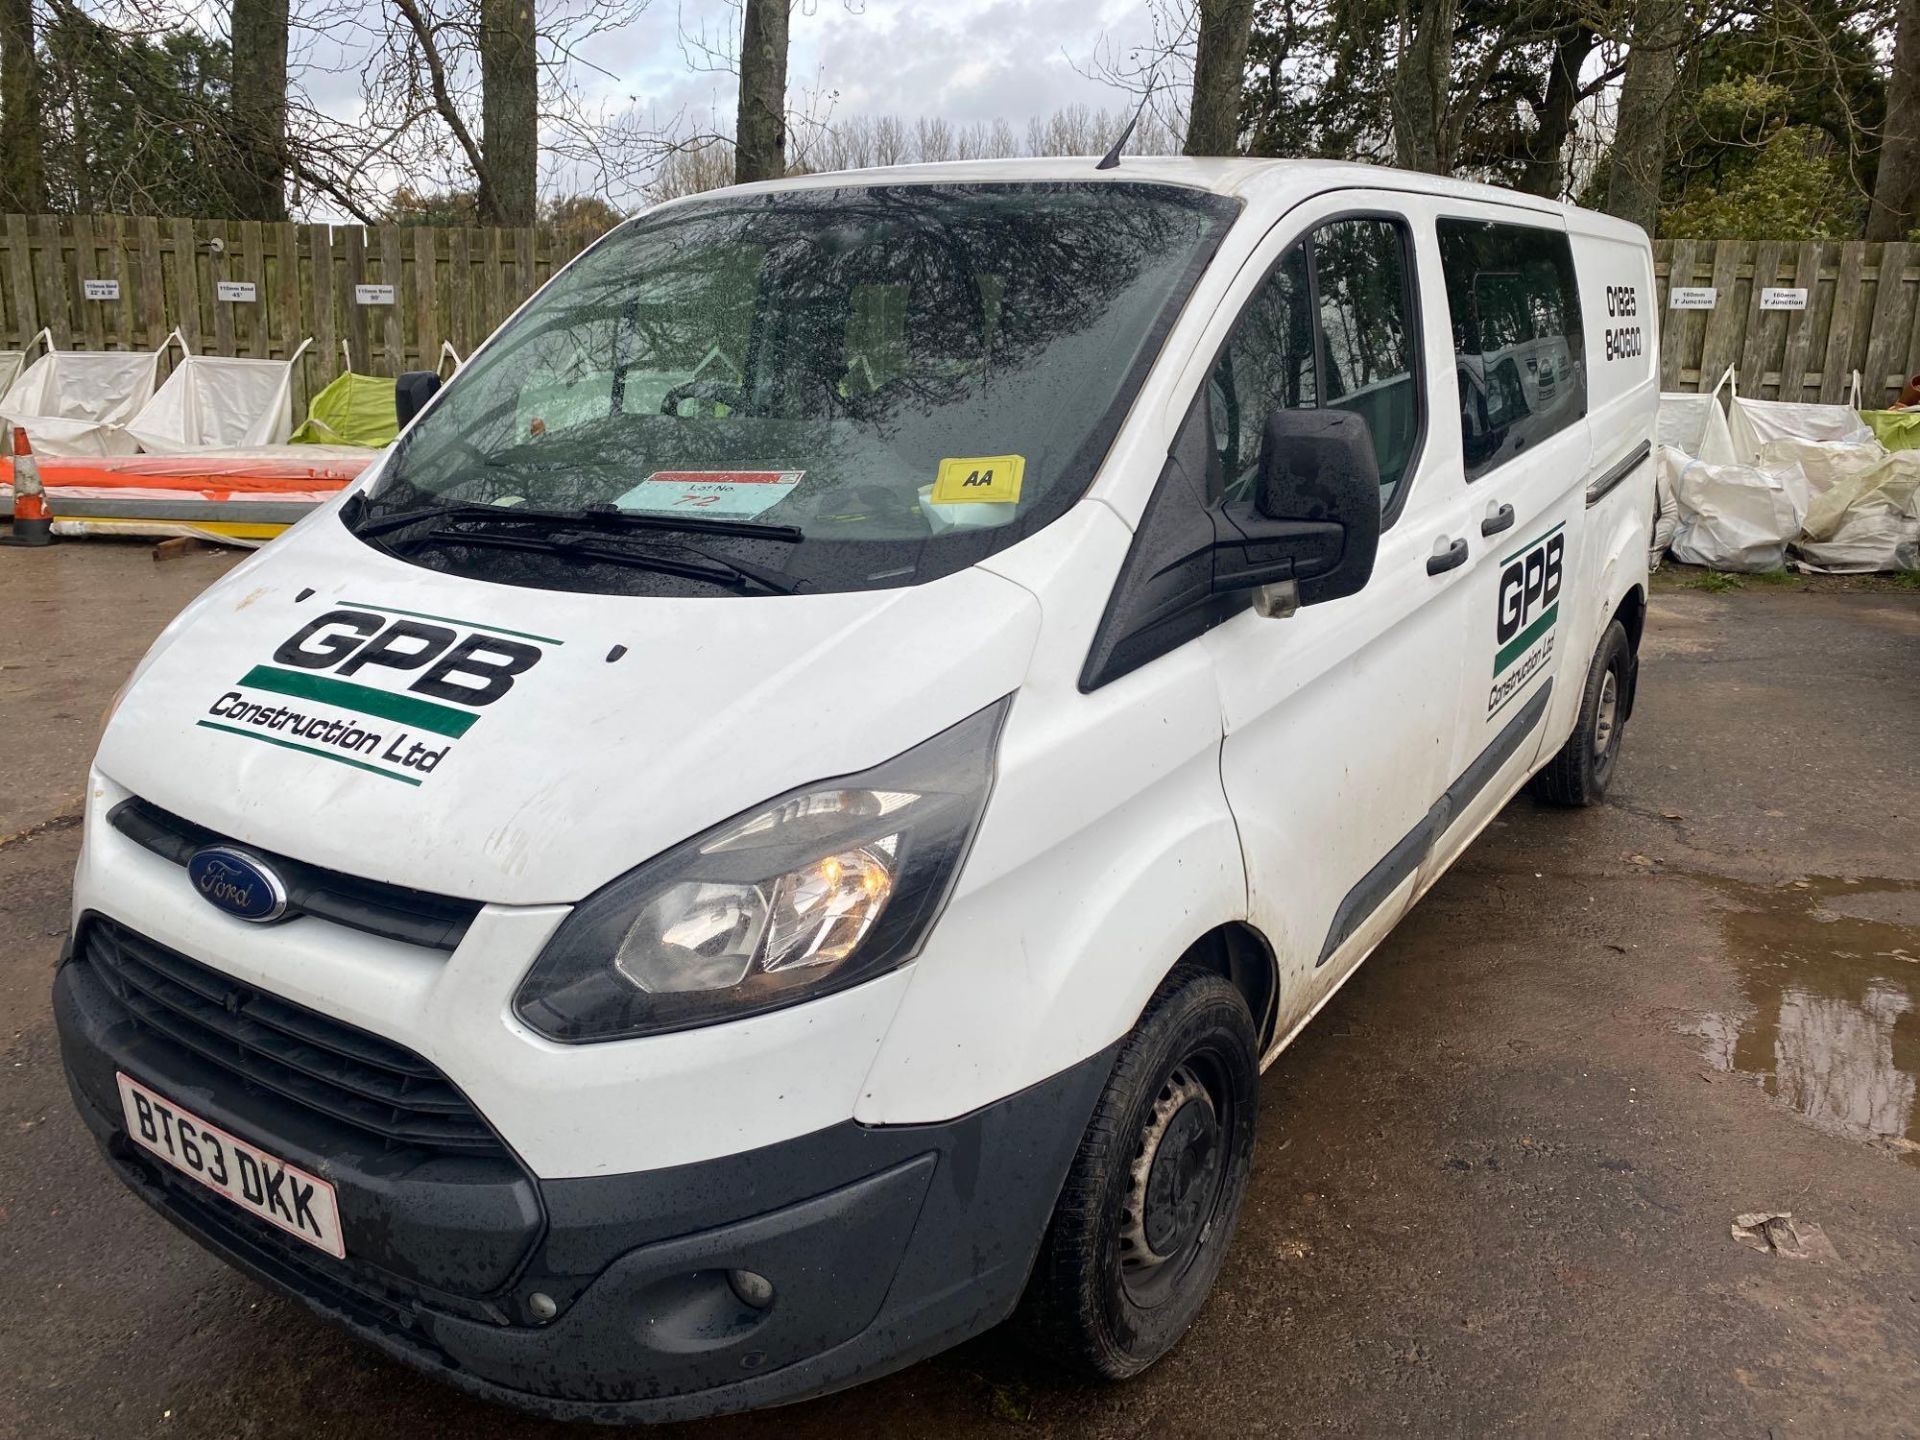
[355,499,804,544]
[388,526,801,596]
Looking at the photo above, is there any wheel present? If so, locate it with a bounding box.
[1020,964,1259,1379]
[1529,618,1632,806]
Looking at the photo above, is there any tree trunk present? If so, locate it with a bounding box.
[1185,0,1256,156]
[1518,26,1596,198]
[1866,0,1919,240]
[480,0,538,226]
[735,0,789,183]
[1606,0,1687,235]
[230,0,290,220]
[1389,0,1457,173]
[0,0,42,212]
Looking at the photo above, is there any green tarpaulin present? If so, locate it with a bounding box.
[1861,409,1920,452]
[290,372,397,448]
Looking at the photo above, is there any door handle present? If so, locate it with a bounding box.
[1426,537,1469,575]
[1481,503,1516,537]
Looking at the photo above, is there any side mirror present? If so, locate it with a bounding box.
[395,370,442,427]
[1213,407,1382,608]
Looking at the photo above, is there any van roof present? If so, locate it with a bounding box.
[680,155,1583,221]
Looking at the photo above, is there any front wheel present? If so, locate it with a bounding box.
[1530,618,1633,806]
[1019,965,1259,1379]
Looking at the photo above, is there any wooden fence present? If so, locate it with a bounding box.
[0,216,596,412]
[1653,239,1920,405]
[0,219,1915,414]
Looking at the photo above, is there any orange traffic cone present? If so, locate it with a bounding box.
[3,424,53,546]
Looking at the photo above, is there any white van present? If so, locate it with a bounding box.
[56,158,1655,1420]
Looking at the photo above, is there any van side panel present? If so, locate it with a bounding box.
[1562,211,1658,726]
[857,504,1247,1126]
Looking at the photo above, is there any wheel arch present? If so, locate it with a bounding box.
[1608,582,1647,718]
[1173,922,1281,1053]
[1610,582,1647,653]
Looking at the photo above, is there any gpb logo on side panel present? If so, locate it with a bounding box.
[1489,529,1563,719]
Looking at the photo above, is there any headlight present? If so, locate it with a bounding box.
[514,698,1010,1041]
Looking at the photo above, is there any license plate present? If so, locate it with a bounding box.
[116,1072,345,1258]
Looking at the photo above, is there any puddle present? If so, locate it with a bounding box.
[1687,876,1920,1165]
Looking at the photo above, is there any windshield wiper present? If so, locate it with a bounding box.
[355,499,804,544]
[379,524,801,596]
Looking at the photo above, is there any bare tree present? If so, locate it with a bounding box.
[1387,0,1455,172]
[735,0,787,182]
[231,0,290,219]
[651,105,1181,202]
[1606,0,1688,233]
[481,0,538,223]
[0,0,42,210]
[1186,0,1255,154]
[1866,0,1919,238]
[281,0,670,223]
[1517,22,1600,197]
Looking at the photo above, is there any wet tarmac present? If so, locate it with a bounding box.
[2,546,1918,1438]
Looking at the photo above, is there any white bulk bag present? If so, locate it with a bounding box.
[1651,446,1685,569]
[1753,437,1887,509]
[0,351,23,399]
[1792,450,1920,573]
[1658,366,1737,464]
[1669,457,1809,572]
[126,338,314,453]
[0,330,167,455]
[1729,371,1875,461]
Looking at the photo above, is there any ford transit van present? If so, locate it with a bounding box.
[56,158,1657,1420]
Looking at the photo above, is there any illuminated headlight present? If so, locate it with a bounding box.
[515,700,1008,1041]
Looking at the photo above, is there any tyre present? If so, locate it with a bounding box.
[1529,618,1632,807]
[1020,964,1259,1379]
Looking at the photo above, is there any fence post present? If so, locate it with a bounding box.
[1862,241,1913,406]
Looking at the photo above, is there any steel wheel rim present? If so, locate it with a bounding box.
[1118,1055,1232,1309]
[1594,670,1619,758]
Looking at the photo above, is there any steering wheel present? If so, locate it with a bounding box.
[660,378,748,417]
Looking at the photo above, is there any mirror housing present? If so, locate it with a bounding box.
[1214,407,1382,607]
[394,370,443,428]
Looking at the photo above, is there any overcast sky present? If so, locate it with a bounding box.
[628,0,1164,130]
[293,0,1172,207]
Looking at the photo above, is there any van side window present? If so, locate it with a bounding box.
[1436,219,1587,480]
[1208,218,1420,510]
[1312,219,1420,506]
[1209,244,1315,498]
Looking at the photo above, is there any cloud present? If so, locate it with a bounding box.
[591,0,1160,134]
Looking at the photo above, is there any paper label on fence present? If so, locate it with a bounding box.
[1759,287,1807,311]
[930,455,1025,504]
[613,470,803,518]
[216,281,258,303]
[1669,286,1716,310]
[83,279,120,301]
[355,284,396,306]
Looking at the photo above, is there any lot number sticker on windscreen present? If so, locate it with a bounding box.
[614,470,803,519]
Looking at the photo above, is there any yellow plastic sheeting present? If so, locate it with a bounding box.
[290,373,398,448]
[1861,410,1920,452]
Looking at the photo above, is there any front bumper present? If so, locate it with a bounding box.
[54,929,1113,1421]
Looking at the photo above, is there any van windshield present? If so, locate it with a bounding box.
[350,182,1239,596]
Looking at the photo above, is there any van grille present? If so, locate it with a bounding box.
[80,916,504,1157]
[109,796,480,951]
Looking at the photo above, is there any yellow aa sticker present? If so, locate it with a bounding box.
[931,454,1025,505]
